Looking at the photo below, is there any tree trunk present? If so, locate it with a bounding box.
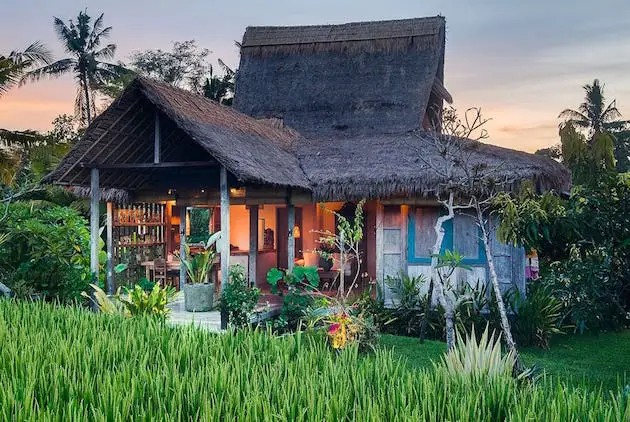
[431,191,456,351]
[475,201,523,372]
[82,73,92,125]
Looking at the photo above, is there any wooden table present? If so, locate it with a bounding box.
[140,260,181,281]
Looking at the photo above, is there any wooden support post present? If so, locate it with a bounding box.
[287,204,295,272]
[154,111,160,164]
[179,205,187,289]
[220,167,230,329]
[106,202,114,294]
[248,205,258,287]
[375,202,384,295]
[90,168,100,287]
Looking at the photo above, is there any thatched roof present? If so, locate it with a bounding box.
[46,77,310,190]
[234,17,448,138]
[45,76,569,203]
[298,132,570,201]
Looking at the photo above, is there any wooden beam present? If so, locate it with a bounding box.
[287,204,295,272]
[106,202,114,294]
[97,113,154,163]
[90,168,100,283]
[220,166,230,330]
[59,99,141,182]
[179,205,187,289]
[81,161,217,170]
[154,112,160,164]
[248,205,258,287]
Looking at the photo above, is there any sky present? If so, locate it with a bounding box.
[1,0,629,152]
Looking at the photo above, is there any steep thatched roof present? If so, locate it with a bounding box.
[234,17,448,138]
[298,132,570,201]
[46,77,310,190]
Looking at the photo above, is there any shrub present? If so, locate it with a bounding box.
[267,265,320,329]
[220,264,260,328]
[0,202,92,302]
[542,246,628,333]
[117,284,176,321]
[510,282,564,349]
[436,326,516,380]
[0,300,627,420]
[83,283,176,320]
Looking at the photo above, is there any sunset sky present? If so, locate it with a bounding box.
[1,0,629,152]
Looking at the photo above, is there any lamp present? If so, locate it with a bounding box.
[292,225,301,239]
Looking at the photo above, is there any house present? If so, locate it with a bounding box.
[45,16,569,307]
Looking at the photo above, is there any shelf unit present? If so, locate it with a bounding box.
[113,203,168,285]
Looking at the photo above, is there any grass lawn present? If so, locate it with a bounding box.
[380,331,630,392]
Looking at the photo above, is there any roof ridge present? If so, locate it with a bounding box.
[241,16,445,47]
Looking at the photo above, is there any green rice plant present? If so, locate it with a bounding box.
[0,300,627,421]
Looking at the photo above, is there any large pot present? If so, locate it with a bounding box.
[184,283,214,312]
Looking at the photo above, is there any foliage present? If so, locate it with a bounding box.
[0,202,92,302]
[188,208,210,243]
[203,59,235,105]
[435,326,517,381]
[220,264,260,328]
[130,40,210,94]
[559,79,626,138]
[385,271,424,310]
[324,310,379,352]
[314,199,366,300]
[0,301,628,420]
[267,265,320,329]
[497,173,630,333]
[83,282,175,320]
[510,282,564,349]
[22,11,126,125]
[0,42,51,96]
[178,231,221,284]
[116,283,175,321]
[495,182,566,253]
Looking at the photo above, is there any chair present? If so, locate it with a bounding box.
[153,259,167,287]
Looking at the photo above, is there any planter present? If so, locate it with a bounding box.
[184,283,214,312]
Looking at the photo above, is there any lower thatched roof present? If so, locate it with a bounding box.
[297,131,570,201]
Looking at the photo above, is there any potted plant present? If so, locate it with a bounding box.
[317,242,335,271]
[180,231,221,312]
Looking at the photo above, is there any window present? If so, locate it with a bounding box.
[408,207,486,265]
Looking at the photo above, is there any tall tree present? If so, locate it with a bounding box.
[559,79,627,142]
[0,42,52,96]
[129,40,210,94]
[22,11,125,125]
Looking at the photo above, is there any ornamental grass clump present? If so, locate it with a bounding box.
[0,300,628,421]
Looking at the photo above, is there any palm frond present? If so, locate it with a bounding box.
[19,58,74,85]
[53,16,77,53]
[9,41,52,66]
[558,108,589,128]
[94,44,116,60]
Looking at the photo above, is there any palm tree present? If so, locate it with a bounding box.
[0,42,52,96]
[559,79,627,141]
[22,11,125,125]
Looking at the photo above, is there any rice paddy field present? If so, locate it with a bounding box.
[0,300,628,421]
